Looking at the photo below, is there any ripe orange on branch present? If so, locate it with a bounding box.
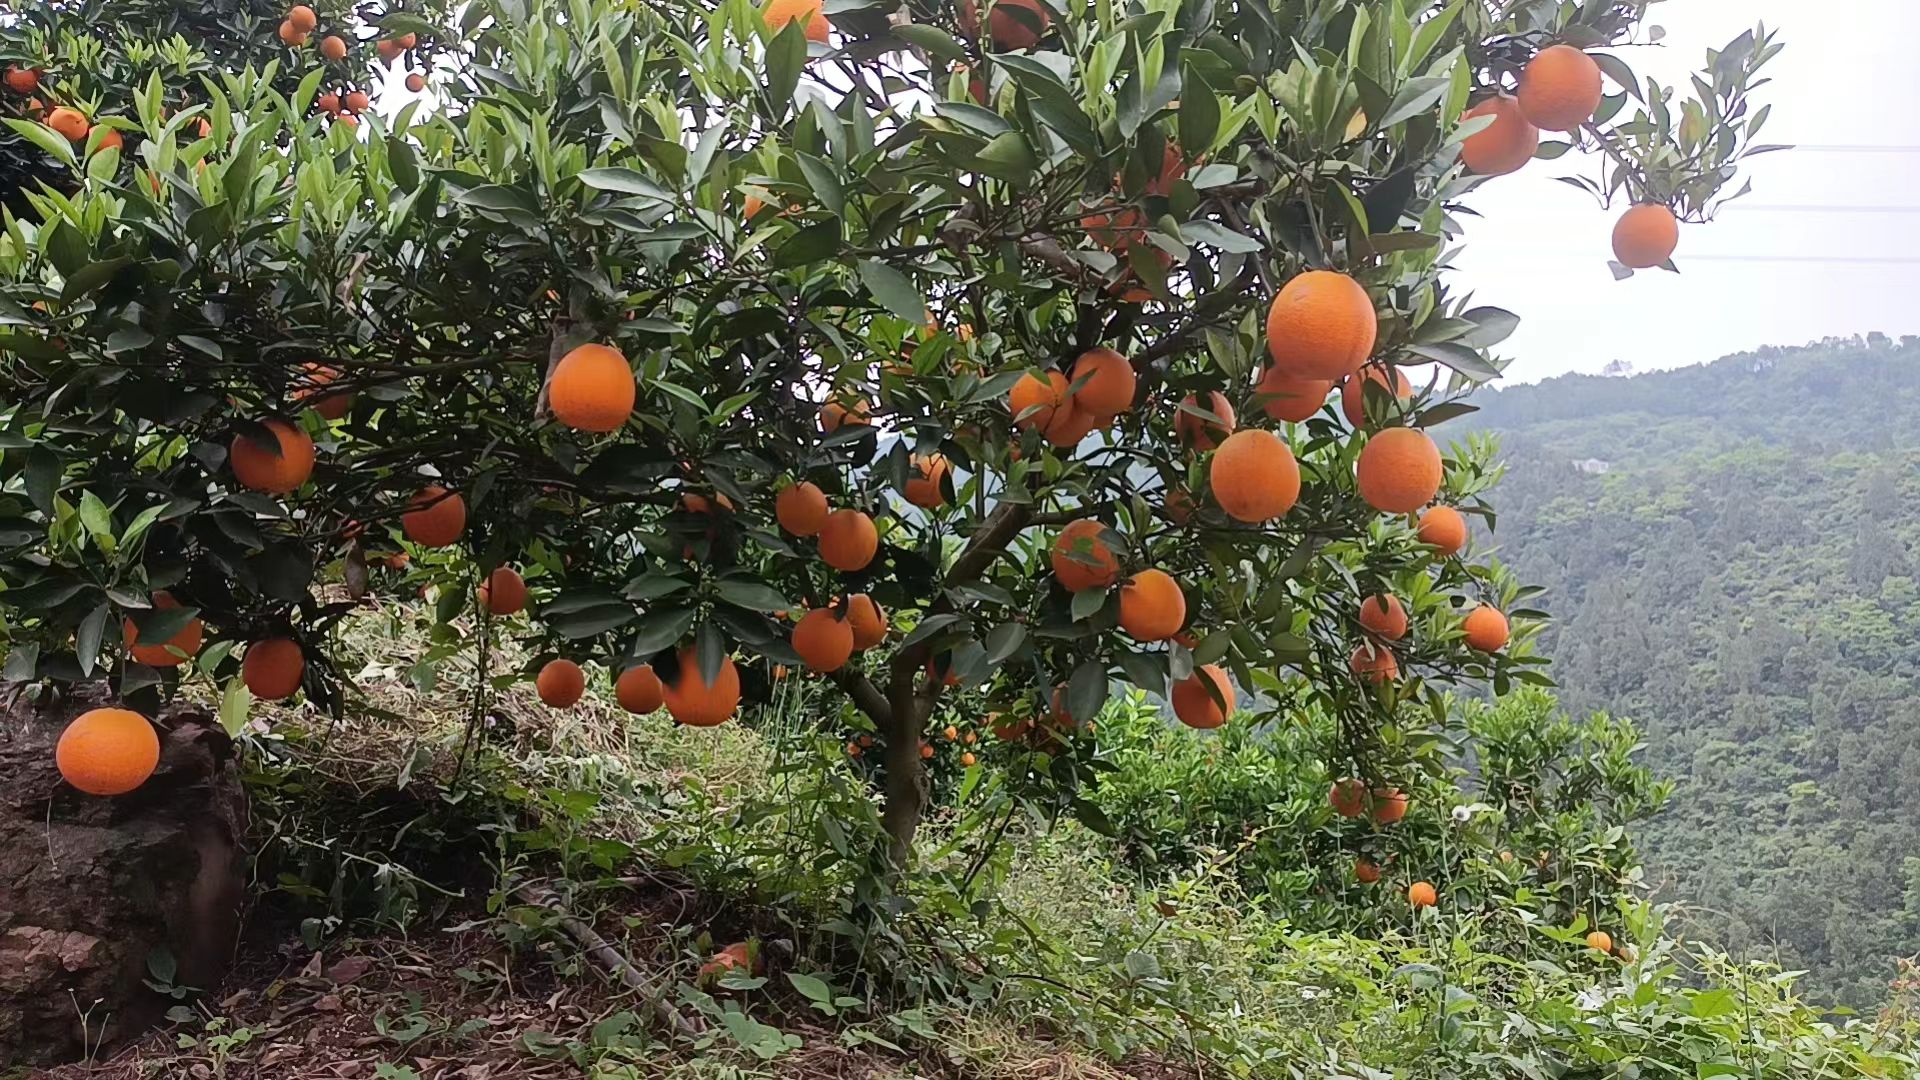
[126,591,204,668]
[46,106,90,142]
[287,4,317,32]
[1612,204,1679,269]
[1371,787,1409,824]
[1350,642,1399,684]
[320,35,348,60]
[548,343,635,432]
[616,664,665,714]
[1172,665,1232,730]
[1118,569,1186,642]
[1051,518,1120,592]
[792,608,854,672]
[1462,604,1510,652]
[1174,391,1235,451]
[242,638,305,700]
[1417,505,1468,556]
[1009,370,1068,431]
[1355,427,1443,514]
[479,566,528,615]
[229,418,316,494]
[818,509,878,571]
[1264,270,1377,380]
[844,594,887,649]
[1209,429,1300,523]
[1358,595,1407,640]
[537,659,586,707]
[664,649,742,726]
[1328,778,1367,817]
[776,481,829,536]
[57,708,160,796]
[762,0,830,43]
[1517,45,1603,131]
[294,362,353,419]
[1340,364,1412,429]
[904,454,950,508]
[1408,881,1438,908]
[403,486,467,547]
[1460,94,1538,176]
[1255,368,1332,423]
[1069,346,1136,417]
[819,398,871,432]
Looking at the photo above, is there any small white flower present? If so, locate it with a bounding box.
[1450,805,1472,823]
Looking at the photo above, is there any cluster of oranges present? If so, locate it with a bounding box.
[4,63,121,152]
[1458,44,1680,270]
[844,723,981,768]
[276,5,427,123]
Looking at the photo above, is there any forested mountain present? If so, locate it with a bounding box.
[1465,336,1920,1008]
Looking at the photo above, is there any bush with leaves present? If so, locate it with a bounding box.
[1,0,1776,888]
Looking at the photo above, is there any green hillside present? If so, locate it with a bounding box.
[1467,336,1920,1007]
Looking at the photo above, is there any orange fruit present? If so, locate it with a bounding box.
[1417,505,1468,557]
[917,741,934,760]
[229,418,316,494]
[56,708,160,796]
[1264,270,1377,380]
[792,608,854,672]
[927,655,961,688]
[46,106,89,142]
[397,32,417,48]
[1340,364,1412,428]
[1209,429,1300,523]
[1174,391,1235,451]
[1118,568,1185,642]
[320,35,348,60]
[377,39,402,63]
[1042,398,1098,449]
[287,4,317,32]
[1355,427,1443,514]
[1350,642,1399,684]
[242,638,305,700]
[402,485,467,547]
[943,725,959,741]
[904,454,950,508]
[536,659,586,707]
[819,398,871,432]
[125,591,204,668]
[294,362,353,419]
[317,91,341,114]
[1255,368,1332,423]
[1408,881,1437,908]
[277,20,307,45]
[4,66,41,94]
[1462,605,1509,652]
[405,73,426,93]
[844,594,886,649]
[1517,45,1603,131]
[336,113,360,129]
[1358,595,1407,641]
[93,128,123,154]
[344,89,370,113]
[664,648,742,726]
[1612,203,1679,269]
[961,751,977,766]
[547,343,634,433]
[1354,857,1381,884]
[1069,347,1135,417]
[479,566,528,615]
[1050,518,1120,592]
[680,492,735,516]
[1328,778,1367,817]
[818,509,878,571]
[1371,787,1408,824]
[1585,930,1614,954]
[776,481,829,536]
[762,0,830,42]
[1460,94,1538,176]
[615,664,665,714]
[960,0,1050,50]
[1009,370,1068,431]
[1171,664,1232,730]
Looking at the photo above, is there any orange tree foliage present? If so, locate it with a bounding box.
[0,0,1774,863]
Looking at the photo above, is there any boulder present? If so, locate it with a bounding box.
[0,688,248,1068]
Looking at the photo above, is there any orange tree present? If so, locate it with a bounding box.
[0,0,1774,869]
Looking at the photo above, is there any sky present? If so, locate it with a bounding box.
[1454,0,1920,382]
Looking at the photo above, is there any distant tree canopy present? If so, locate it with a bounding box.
[1467,337,1920,1007]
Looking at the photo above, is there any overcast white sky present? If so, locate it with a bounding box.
[1454,0,1920,382]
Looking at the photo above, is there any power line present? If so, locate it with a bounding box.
[1682,254,1920,265]
[1728,204,1920,214]
[1781,144,1920,153]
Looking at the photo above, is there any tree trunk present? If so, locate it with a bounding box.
[877,705,928,867]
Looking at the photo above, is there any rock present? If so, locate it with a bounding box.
[0,687,248,1068]
[326,955,373,986]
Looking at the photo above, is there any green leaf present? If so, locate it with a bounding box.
[897,613,962,650]
[625,574,692,600]
[983,621,1026,664]
[892,24,969,62]
[795,153,844,217]
[973,131,1037,183]
[786,972,834,1004]
[577,168,675,203]
[455,184,542,214]
[1378,75,1452,128]
[545,600,638,639]
[219,677,253,737]
[856,260,926,322]
[771,219,843,269]
[1457,306,1520,349]
[764,21,808,119]
[1590,52,1642,102]
[1066,659,1107,722]
[75,602,108,677]
[24,448,61,515]
[4,118,76,168]
[1069,586,1108,622]
[715,578,790,612]
[1406,341,1500,382]
[629,607,698,656]
[1178,69,1221,153]
[1181,220,1261,254]
[77,490,114,541]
